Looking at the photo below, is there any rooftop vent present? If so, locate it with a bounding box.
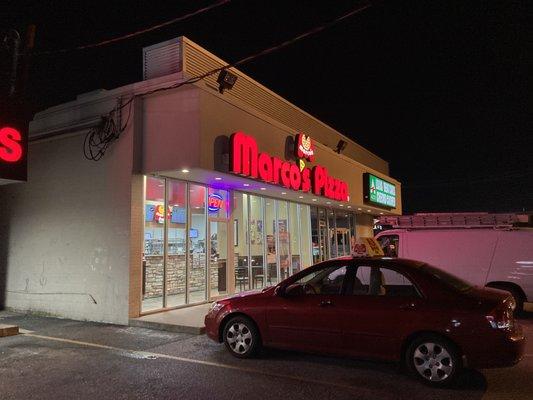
[143,37,183,80]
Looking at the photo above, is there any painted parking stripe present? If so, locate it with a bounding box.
[24,333,361,391]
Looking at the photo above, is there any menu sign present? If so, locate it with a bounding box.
[363,173,396,208]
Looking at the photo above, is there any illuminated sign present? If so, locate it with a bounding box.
[295,133,314,162]
[230,131,349,201]
[0,127,23,162]
[0,124,27,182]
[363,173,396,208]
[208,193,224,212]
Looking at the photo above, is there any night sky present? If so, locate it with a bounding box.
[1,0,531,213]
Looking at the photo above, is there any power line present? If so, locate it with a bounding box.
[84,1,373,161]
[31,0,231,56]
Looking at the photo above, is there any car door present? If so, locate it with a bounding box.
[266,262,352,355]
[338,262,424,361]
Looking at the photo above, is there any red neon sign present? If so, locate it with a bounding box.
[230,131,349,201]
[0,126,23,163]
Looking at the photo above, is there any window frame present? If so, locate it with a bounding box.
[280,260,356,296]
[349,261,425,299]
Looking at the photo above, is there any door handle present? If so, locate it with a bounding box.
[319,300,333,307]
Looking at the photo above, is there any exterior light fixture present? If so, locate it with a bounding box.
[326,201,331,205]
[367,209,372,213]
[181,168,190,173]
[357,208,362,211]
[339,204,344,207]
[335,139,348,154]
[214,177,222,181]
[260,187,266,191]
[243,183,250,187]
[298,196,304,199]
[347,206,352,209]
[312,198,317,202]
[217,69,237,94]
[281,192,286,195]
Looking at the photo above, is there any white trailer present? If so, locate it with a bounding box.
[376,213,533,312]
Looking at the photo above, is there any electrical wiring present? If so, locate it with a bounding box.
[83,1,372,161]
[31,0,231,56]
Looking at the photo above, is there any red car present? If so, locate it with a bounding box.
[205,257,525,386]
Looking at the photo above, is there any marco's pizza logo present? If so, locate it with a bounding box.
[295,133,315,162]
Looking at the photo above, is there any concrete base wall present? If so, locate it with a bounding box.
[0,131,133,325]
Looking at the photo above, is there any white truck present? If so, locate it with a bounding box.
[376,213,533,312]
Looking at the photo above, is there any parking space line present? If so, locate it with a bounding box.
[24,333,362,391]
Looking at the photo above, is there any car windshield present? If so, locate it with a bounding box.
[420,264,472,292]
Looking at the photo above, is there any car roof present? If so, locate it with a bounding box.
[329,256,425,268]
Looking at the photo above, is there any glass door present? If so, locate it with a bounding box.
[188,184,207,304]
[209,220,228,299]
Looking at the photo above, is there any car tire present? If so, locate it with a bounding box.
[223,316,261,358]
[405,334,462,387]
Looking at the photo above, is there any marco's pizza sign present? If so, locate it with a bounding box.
[229,131,349,201]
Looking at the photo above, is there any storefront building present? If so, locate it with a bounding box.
[0,37,402,324]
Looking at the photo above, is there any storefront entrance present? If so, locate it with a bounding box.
[142,176,229,313]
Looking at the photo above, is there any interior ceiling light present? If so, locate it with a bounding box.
[181,168,190,173]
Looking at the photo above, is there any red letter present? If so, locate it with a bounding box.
[272,157,283,184]
[0,127,23,163]
[301,168,311,192]
[258,152,273,182]
[281,162,291,188]
[289,164,301,191]
[312,166,326,196]
[230,131,258,178]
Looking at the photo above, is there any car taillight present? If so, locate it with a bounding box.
[486,300,515,330]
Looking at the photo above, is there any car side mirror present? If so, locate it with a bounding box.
[274,285,285,297]
[284,283,305,297]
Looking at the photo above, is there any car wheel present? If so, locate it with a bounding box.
[405,335,461,387]
[223,316,261,358]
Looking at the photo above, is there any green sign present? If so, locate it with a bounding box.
[364,173,396,208]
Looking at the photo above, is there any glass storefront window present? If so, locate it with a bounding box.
[166,180,187,308]
[327,209,337,258]
[277,201,290,281]
[289,202,301,275]
[142,176,166,312]
[249,195,265,289]
[265,199,278,285]
[335,211,351,257]
[299,204,312,269]
[210,220,228,297]
[189,184,207,304]
[208,187,229,219]
[233,192,250,291]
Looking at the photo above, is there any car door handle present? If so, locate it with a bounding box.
[400,302,416,310]
[319,300,333,307]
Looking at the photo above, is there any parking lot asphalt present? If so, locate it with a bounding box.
[1,310,532,400]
